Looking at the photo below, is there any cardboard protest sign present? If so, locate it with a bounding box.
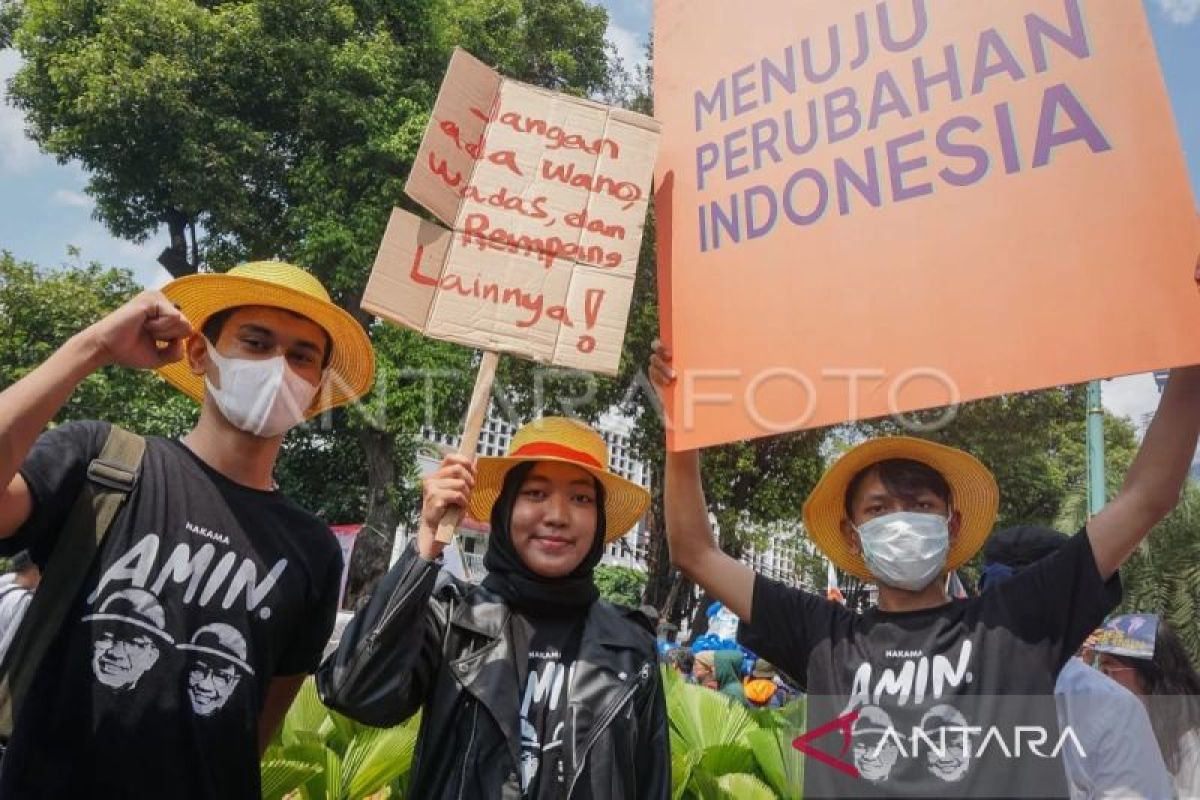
[364,48,661,376]
[654,0,1200,450]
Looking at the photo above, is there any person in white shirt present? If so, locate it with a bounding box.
[1095,615,1200,799]
[981,527,1173,799]
[1055,655,1174,799]
[0,550,40,663]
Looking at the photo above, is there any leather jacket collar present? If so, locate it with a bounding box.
[445,584,652,774]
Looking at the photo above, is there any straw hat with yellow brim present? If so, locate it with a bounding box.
[802,437,999,582]
[156,261,375,415]
[467,417,650,544]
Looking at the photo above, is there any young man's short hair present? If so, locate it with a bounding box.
[201,306,333,369]
[844,458,952,517]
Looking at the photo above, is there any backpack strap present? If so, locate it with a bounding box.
[0,425,145,738]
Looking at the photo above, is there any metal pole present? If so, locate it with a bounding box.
[1086,380,1106,516]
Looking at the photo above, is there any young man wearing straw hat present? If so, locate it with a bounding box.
[319,417,670,799]
[0,262,374,799]
[651,343,1200,797]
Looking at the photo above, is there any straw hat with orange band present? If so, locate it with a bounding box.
[155,261,375,415]
[468,417,651,544]
[803,437,1000,582]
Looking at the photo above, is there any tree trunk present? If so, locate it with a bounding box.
[345,425,401,608]
[640,477,673,608]
[688,589,712,641]
[157,207,196,278]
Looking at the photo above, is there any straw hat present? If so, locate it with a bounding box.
[802,437,999,582]
[468,417,651,544]
[157,261,375,415]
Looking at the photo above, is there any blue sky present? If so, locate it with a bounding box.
[2,0,1197,426]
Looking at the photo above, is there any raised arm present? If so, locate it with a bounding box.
[316,455,474,726]
[1088,365,1200,580]
[651,342,756,623]
[0,292,191,539]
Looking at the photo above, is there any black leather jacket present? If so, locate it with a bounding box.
[317,545,670,799]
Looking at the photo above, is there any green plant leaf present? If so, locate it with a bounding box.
[341,714,422,799]
[260,757,323,800]
[746,728,804,800]
[283,678,332,749]
[666,678,758,751]
[696,743,756,777]
[670,750,696,800]
[715,772,778,799]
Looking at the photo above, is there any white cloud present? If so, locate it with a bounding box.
[1102,373,1162,436]
[606,20,646,73]
[52,189,93,208]
[1156,0,1200,24]
[1099,372,1200,467]
[64,226,172,289]
[0,51,42,175]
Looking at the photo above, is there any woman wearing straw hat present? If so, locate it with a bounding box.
[0,262,374,799]
[650,342,1200,797]
[319,417,670,799]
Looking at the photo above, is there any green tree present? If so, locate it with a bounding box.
[593,563,647,608]
[1119,481,1200,664]
[0,251,195,436]
[1053,412,1140,533]
[440,0,610,92]
[7,0,616,602]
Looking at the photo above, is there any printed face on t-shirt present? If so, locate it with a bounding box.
[187,657,242,716]
[853,732,900,782]
[92,625,161,690]
[920,704,971,782]
[852,706,901,782]
[509,461,599,578]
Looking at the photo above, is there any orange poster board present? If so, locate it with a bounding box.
[655,0,1200,450]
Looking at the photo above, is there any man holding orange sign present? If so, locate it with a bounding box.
[652,322,1200,796]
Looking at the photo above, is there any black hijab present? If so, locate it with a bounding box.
[481,461,607,614]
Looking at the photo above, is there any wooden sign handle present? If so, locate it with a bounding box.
[435,350,501,544]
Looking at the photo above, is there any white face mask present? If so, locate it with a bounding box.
[852,511,951,592]
[204,340,320,438]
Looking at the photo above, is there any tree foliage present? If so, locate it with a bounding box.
[593,564,647,608]
[0,252,196,436]
[6,0,618,602]
[1119,481,1200,665]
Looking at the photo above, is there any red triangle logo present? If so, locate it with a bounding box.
[792,709,862,779]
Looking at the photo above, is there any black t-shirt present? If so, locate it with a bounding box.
[738,531,1120,799]
[1,421,343,800]
[513,611,585,799]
